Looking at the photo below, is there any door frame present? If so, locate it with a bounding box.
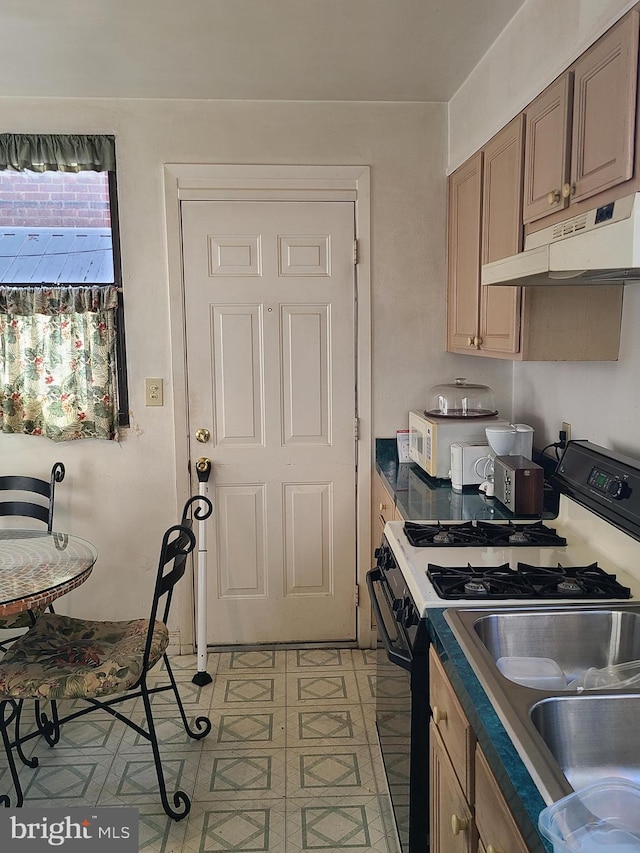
[163,164,373,650]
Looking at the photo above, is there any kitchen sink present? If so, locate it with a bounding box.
[473,609,640,683]
[444,605,640,803]
[530,695,640,791]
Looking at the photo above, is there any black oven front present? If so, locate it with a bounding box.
[366,541,431,853]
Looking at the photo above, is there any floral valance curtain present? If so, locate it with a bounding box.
[0,286,119,442]
[0,134,115,173]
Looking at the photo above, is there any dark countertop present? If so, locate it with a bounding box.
[375,436,559,522]
[427,608,551,852]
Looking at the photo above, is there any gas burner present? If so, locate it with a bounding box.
[518,562,632,599]
[404,521,488,547]
[464,579,490,595]
[477,521,568,548]
[433,530,456,544]
[426,563,537,599]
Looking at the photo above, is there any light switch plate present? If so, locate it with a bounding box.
[145,378,163,406]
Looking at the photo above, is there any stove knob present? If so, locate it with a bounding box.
[608,479,631,500]
[402,608,418,628]
[392,598,404,613]
[374,547,384,559]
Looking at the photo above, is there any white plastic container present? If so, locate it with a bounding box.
[539,778,640,853]
[496,656,567,690]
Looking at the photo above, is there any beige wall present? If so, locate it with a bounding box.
[0,97,514,635]
[448,0,640,458]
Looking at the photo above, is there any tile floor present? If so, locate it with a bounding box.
[1,647,402,853]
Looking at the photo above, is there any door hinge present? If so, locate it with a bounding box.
[355,583,360,607]
[353,239,359,265]
[354,416,360,440]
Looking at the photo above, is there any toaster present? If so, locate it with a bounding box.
[493,455,544,515]
[450,442,491,492]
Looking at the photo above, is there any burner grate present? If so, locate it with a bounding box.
[426,563,538,599]
[518,562,632,599]
[404,521,488,547]
[404,520,567,548]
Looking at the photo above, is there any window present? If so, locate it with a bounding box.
[0,134,129,441]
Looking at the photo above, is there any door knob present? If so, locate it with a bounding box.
[196,457,211,473]
[451,814,469,835]
[432,706,447,725]
[195,428,211,444]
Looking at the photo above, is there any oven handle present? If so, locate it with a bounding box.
[366,568,412,672]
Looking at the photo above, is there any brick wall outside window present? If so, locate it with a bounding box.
[0,170,110,228]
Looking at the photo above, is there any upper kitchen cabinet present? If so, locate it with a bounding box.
[479,115,524,355]
[447,151,483,353]
[523,74,573,223]
[447,119,523,357]
[447,122,624,362]
[524,11,639,226]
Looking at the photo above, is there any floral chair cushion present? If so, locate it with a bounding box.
[0,608,45,632]
[0,613,169,700]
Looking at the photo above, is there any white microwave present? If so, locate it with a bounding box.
[408,410,507,478]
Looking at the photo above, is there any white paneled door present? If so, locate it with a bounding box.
[181,201,357,644]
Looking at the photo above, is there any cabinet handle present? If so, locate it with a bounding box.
[432,706,447,725]
[467,336,475,347]
[487,846,505,853]
[562,182,575,199]
[379,502,386,512]
[451,814,469,835]
[547,189,560,204]
[473,336,482,348]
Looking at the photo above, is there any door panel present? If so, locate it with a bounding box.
[182,200,357,644]
[213,305,264,445]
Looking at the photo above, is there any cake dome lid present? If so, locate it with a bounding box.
[425,377,497,418]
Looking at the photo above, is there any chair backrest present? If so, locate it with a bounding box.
[0,462,65,532]
[142,494,213,671]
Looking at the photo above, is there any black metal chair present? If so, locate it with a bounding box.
[0,463,66,648]
[0,462,65,533]
[0,494,213,818]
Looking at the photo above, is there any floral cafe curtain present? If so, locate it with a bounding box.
[0,286,119,442]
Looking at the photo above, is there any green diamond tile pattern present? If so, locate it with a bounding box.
[217,713,274,744]
[211,675,286,709]
[183,801,287,853]
[195,749,286,802]
[302,804,371,848]
[219,650,283,672]
[292,649,346,669]
[288,671,360,706]
[287,796,392,853]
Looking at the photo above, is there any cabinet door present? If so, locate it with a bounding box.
[571,11,639,204]
[475,746,531,853]
[429,646,475,800]
[479,115,524,354]
[523,73,573,223]
[430,723,475,853]
[447,152,482,352]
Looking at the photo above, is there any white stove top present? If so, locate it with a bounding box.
[384,494,640,615]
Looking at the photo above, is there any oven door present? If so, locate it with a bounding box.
[367,568,413,852]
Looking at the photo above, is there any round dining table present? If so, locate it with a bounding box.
[0,529,97,617]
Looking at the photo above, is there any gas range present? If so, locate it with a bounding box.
[382,441,640,615]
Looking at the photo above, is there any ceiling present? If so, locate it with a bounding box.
[0,0,527,102]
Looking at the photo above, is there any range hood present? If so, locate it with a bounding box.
[482,194,640,286]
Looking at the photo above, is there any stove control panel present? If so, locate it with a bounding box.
[588,468,631,500]
[555,441,640,539]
